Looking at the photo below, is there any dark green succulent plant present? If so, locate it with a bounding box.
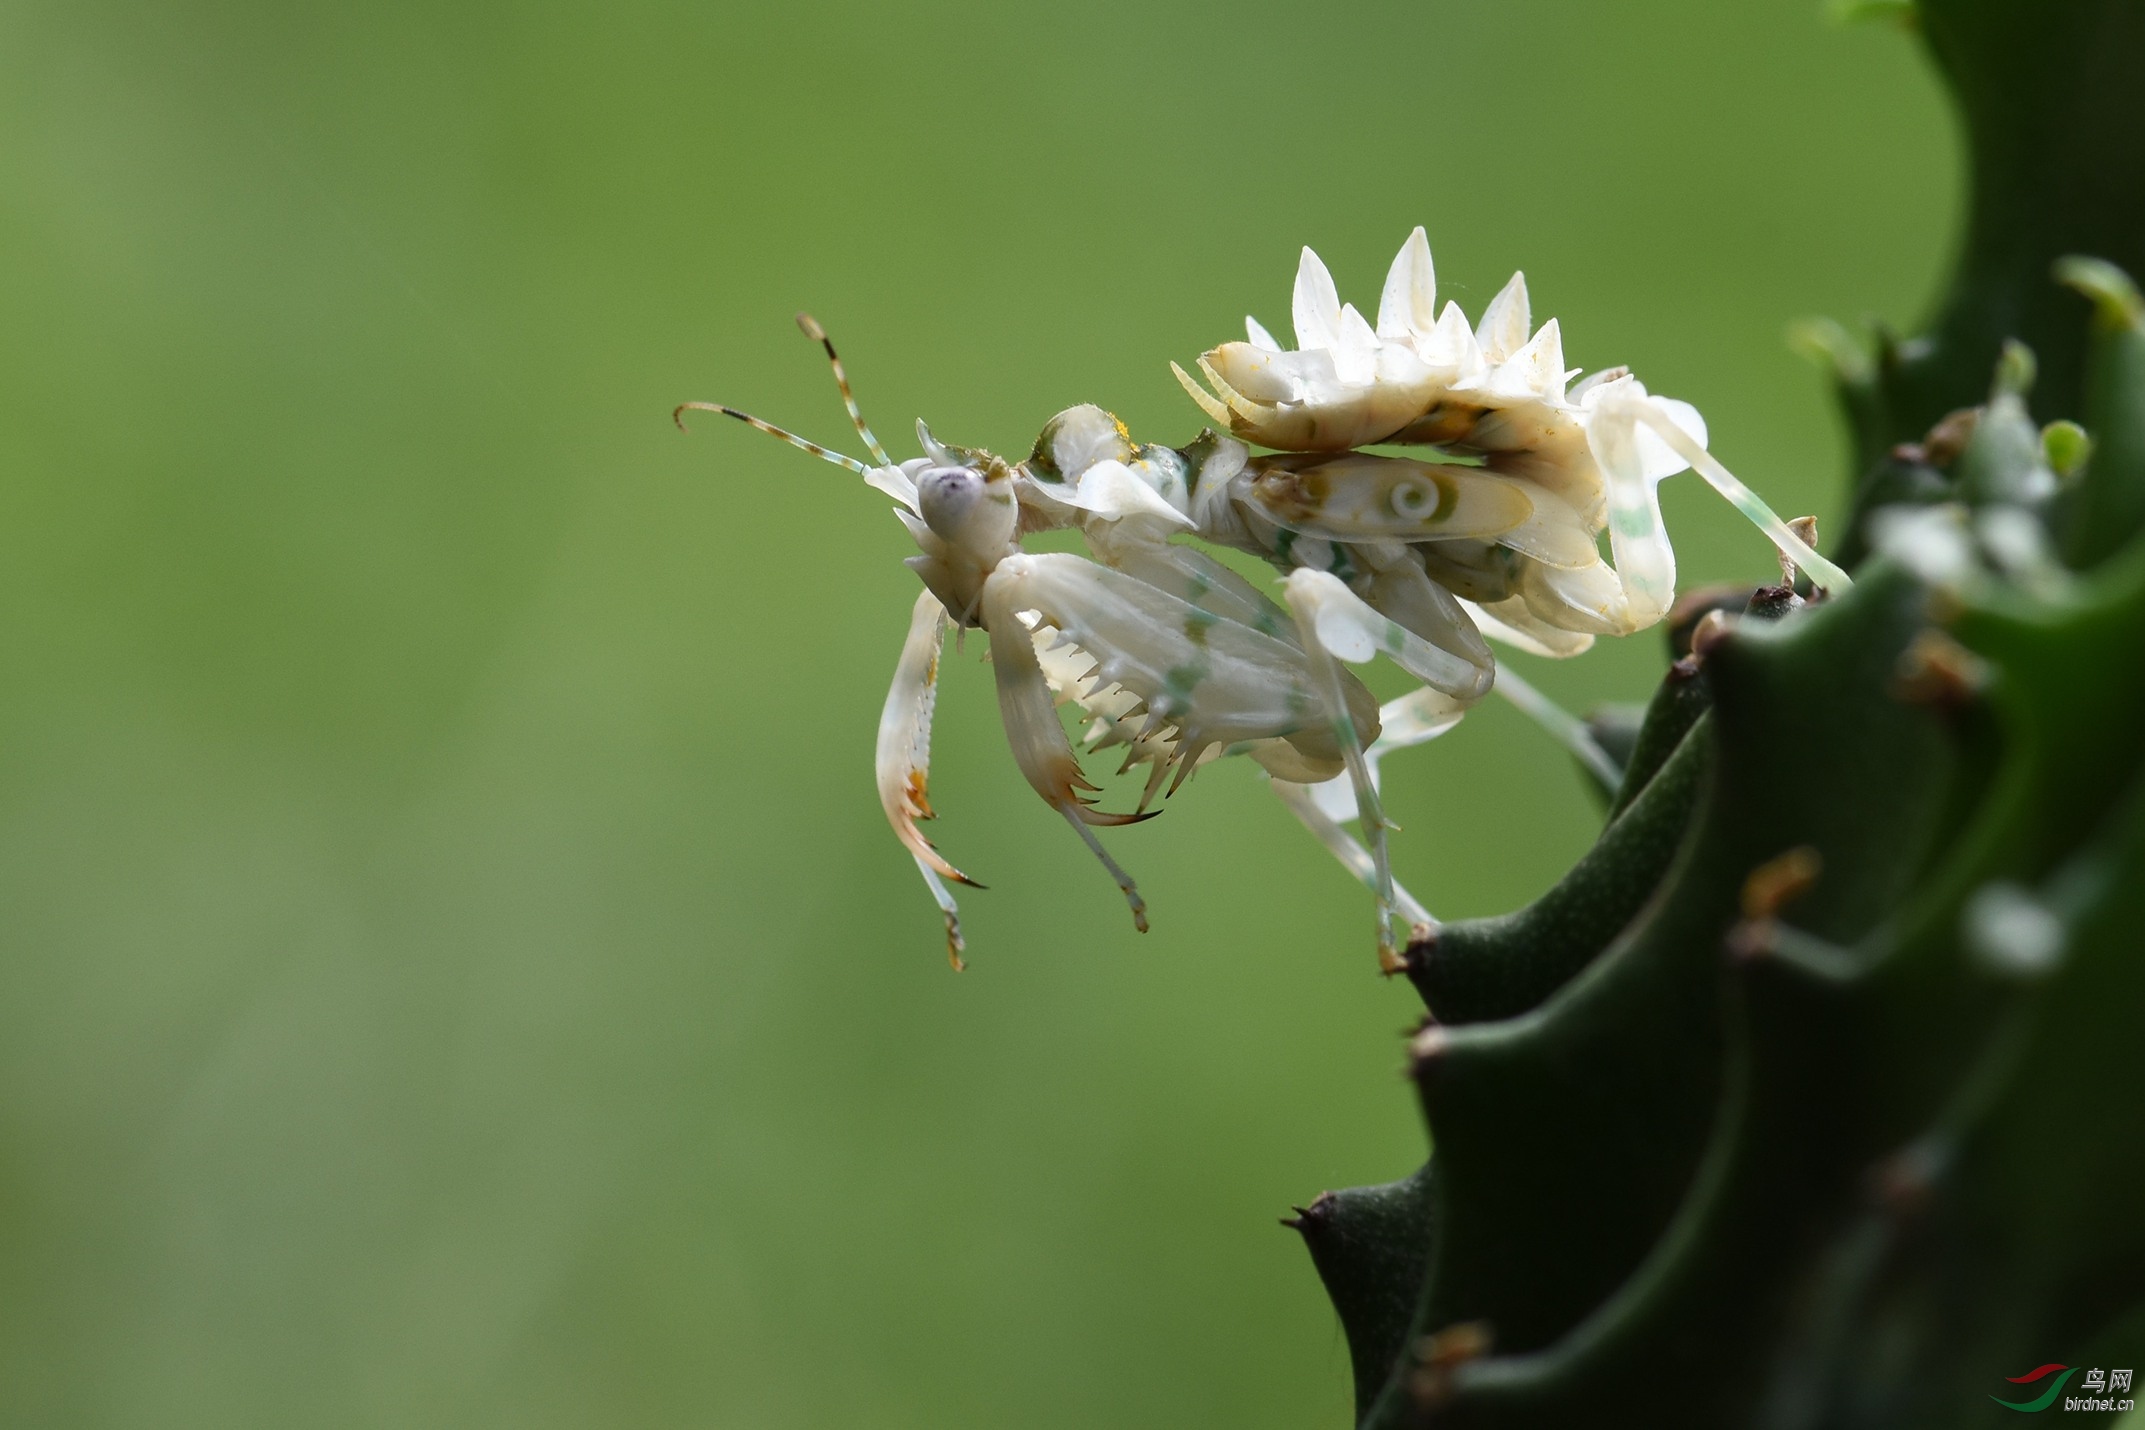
[1289,2,2145,1424]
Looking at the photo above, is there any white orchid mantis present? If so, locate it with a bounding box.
[677,229,1846,971]
[679,326,1387,968]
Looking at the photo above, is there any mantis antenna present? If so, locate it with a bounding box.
[795,313,893,468]
[672,401,870,475]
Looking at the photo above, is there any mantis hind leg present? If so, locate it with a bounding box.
[1057,806,1150,934]
[913,856,968,971]
[978,561,1154,935]
[1262,680,1464,944]
[1267,776,1434,934]
[1489,662,1624,793]
[1627,400,1851,594]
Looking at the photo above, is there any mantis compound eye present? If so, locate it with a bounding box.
[916,465,982,537]
[917,464,1013,551]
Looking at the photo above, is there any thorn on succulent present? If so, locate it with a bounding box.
[1408,1321,1494,1407]
[1992,339,2037,399]
[1745,584,1805,621]
[1668,584,1753,657]
[1741,846,1823,922]
[1786,316,1874,387]
[1407,1022,1448,1078]
[1745,922,1865,980]
[1874,1159,1932,1217]
[1919,407,1981,468]
[1401,924,1439,979]
[1784,515,1821,579]
[1870,1140,1948,1218]
[1892,629,1990,709]
[1873,324,1932,376]
[1280,1195,1332,1234]
[2054,254,2145,332]
[1689,609,1734,658]
[1962,881,2066,978]
[1724,917,1779,963]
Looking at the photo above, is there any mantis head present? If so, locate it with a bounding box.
[673,313,1020,624]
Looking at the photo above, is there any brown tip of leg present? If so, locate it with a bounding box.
[1407,1022,1449,1077]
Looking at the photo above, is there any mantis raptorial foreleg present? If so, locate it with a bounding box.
[876,589,977,968]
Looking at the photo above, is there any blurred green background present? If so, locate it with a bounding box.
[0,1,1951,1425]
